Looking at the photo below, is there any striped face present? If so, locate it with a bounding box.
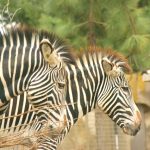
[27,62,67,127]
[50,62,67,106]
[45,66,67,130]
[98,59,142,136]
[27,62,66,107]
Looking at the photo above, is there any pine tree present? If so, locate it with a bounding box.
[0,0,150,71]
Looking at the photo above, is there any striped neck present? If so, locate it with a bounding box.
[65,47,132,127]
[65,53,104,123]
[0,32,42,101]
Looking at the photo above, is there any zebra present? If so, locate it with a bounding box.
[0,25,75,122]
[0,47,142,149]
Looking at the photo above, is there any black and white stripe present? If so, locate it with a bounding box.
[0,47,141,149]
[0,25,74,116]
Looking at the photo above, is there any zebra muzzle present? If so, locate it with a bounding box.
[123,122,141,136]
[123,110,142,136]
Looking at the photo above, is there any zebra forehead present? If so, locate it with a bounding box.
[0,24,75,65]
[78,46,132,74]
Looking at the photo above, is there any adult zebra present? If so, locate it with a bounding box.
[0,25,75,119]
[0,47,142,149]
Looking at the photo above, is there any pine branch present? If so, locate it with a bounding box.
[124,4,137,35]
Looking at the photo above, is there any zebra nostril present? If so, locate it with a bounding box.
[125,123,130,128]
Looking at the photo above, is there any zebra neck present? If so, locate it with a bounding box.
[0,32,43,101]
[66,59,102,123]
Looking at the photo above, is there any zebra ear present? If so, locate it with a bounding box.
[40,39,60,66]
[102,59,119,76]
[102,59,113,73]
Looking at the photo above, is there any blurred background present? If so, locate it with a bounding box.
[0,0,150,149]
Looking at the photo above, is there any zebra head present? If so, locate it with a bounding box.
[27,38,68,126]
[98,52,142,136]
[39,37,68,97]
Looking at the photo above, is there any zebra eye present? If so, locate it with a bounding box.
[122,86,129,93]
[58,82,65,89]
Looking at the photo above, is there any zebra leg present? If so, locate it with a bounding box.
[0,101,9,115]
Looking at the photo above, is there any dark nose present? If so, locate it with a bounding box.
[123,122,141,136]
[132,125,141,136]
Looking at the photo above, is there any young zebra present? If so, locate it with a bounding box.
[0,47,142,150]
[0,25,75,125]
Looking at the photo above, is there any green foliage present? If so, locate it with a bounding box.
[0,0,150,71]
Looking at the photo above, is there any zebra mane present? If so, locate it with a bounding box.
[0,24,75,65]
[79,46,132,74]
